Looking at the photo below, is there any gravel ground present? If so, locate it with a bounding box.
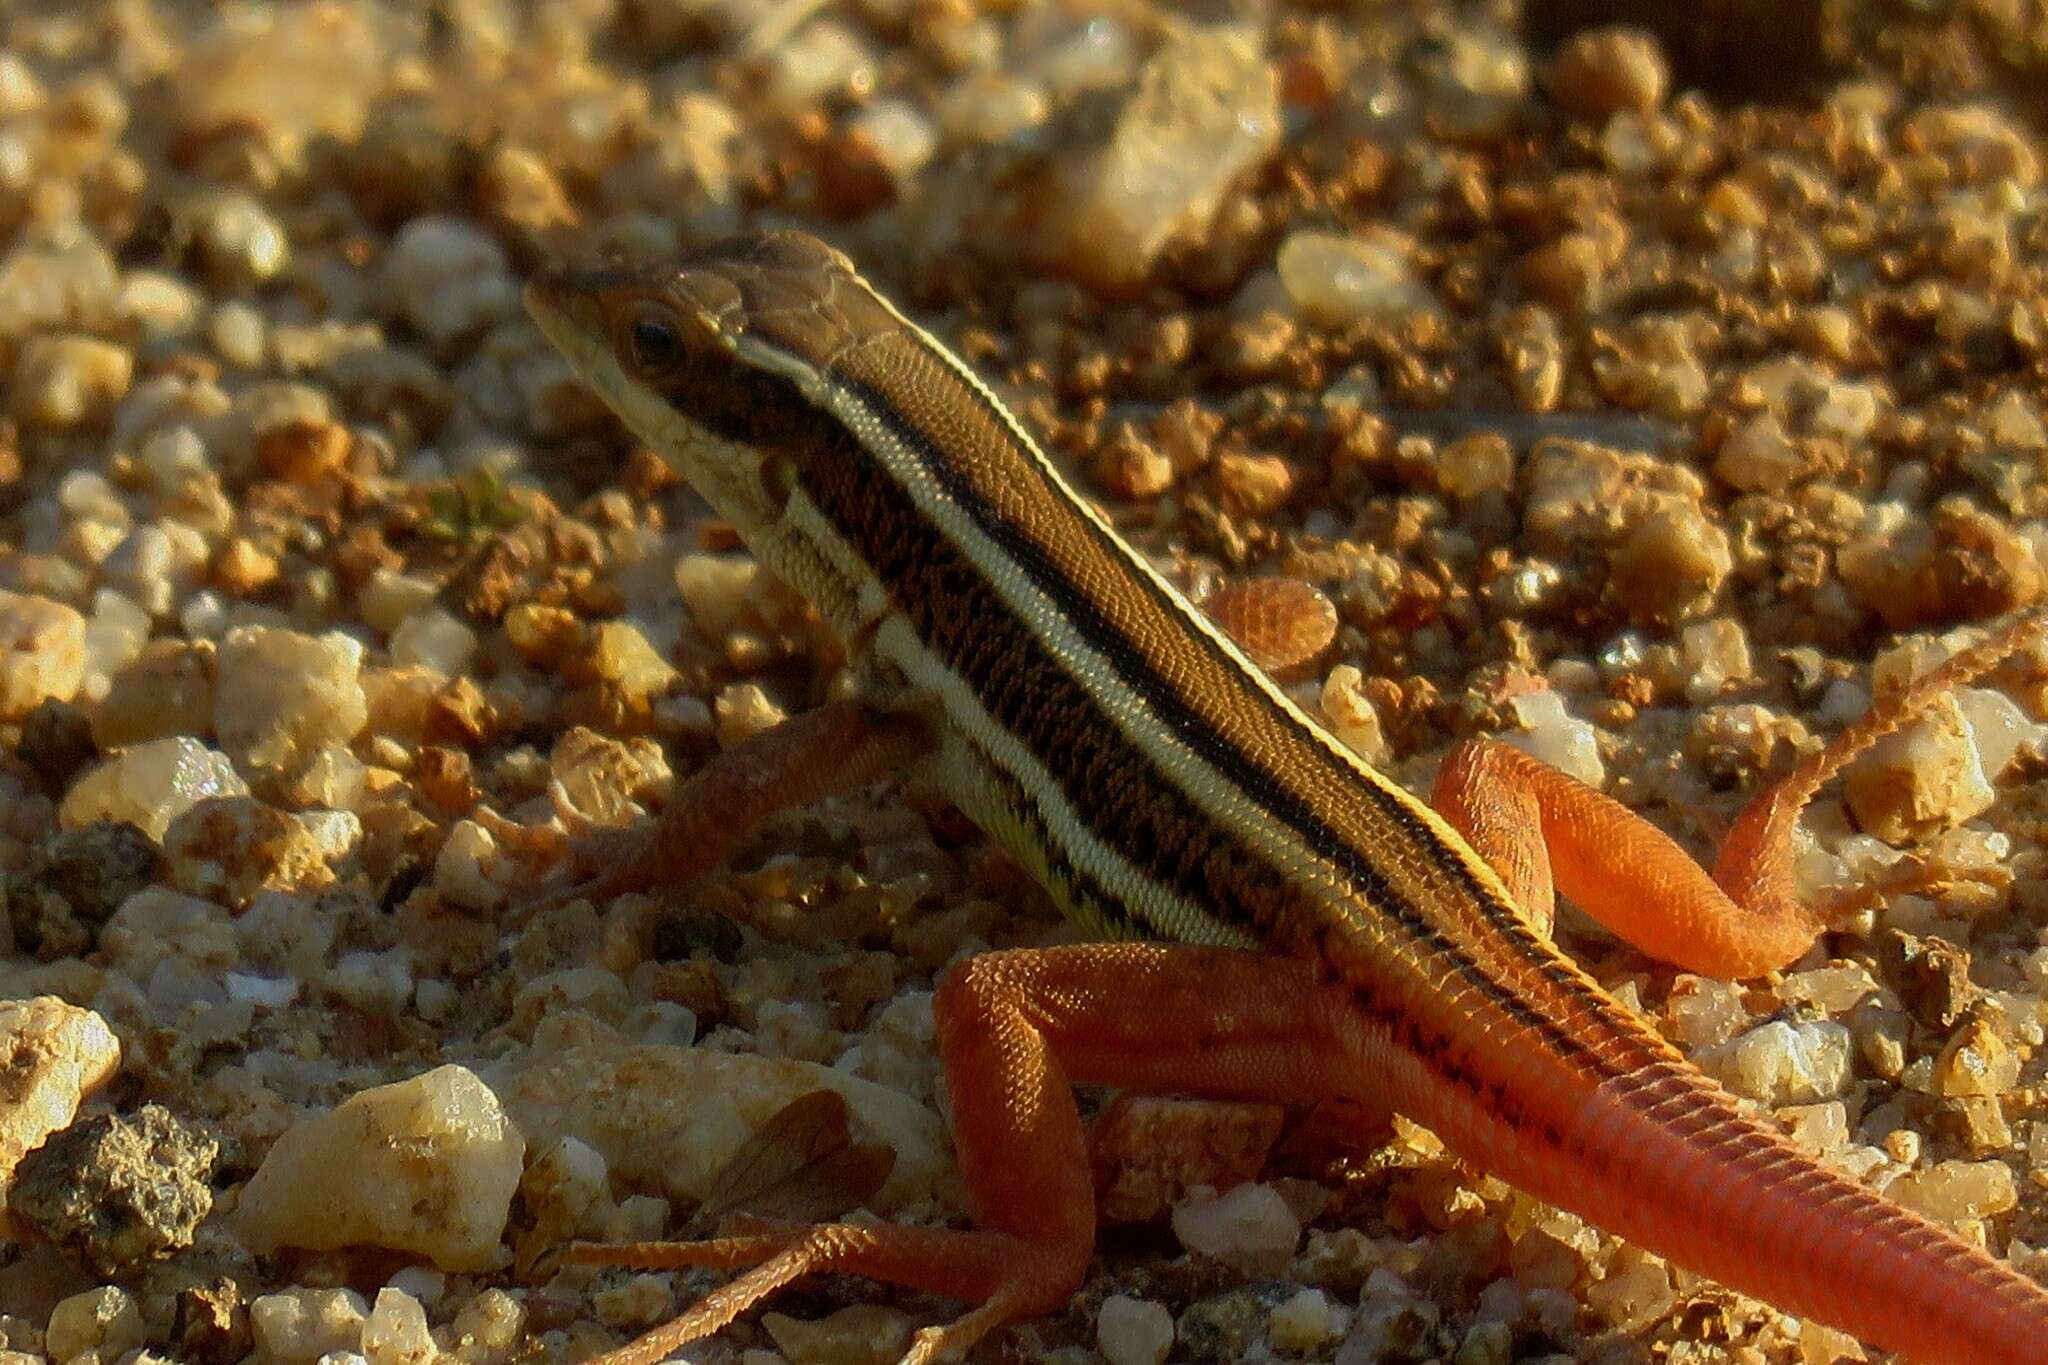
[5,1,2048,1363]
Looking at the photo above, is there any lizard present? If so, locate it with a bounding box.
[523,228,2048,1365]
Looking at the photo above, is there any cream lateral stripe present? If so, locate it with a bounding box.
[760,417,1236,947]
[840,291,1535,930]
[869,611,1251,947]
[782,305,1524,945]
[732,330,1239,944]
[744,274,1636,1078]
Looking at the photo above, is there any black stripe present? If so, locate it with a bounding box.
[824,368,1633,1078]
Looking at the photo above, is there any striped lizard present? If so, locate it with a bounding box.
[524,230,2048,1364]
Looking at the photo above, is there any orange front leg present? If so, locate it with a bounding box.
[1431,611,2044,977]
[570,944,1363,1365]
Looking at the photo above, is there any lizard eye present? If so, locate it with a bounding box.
[621,304,686,378]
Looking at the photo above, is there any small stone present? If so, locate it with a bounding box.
[1321,665,1390,766]
[163,797,354,909]
[93,641,216,750]
[1504,689,1605,788]
[1438,432,1515,498]
[519,1137,610,1242]
[172,1278,252,1365]
[1340,1272,1438,1361]
[754,20,873,116]
[390,609,477,677]
[431,818,508,913]
[382,217,518,348]
[360,1290,434,1365]
[172,3,379,159]
[1697,1018,1852,1105]
[6,821,162,959]
[1844,698,1995,845]
[99,886,236,981]
[248,1289,369,1365]
[1548,27,1668,120]
[1931,1008,2021,1098]
[1679,617,1752,701]
[1519,232,1606,311]
[1880,930,1975,1030]
[193,192,291,284]
[1170,1181,1301,1276]
[7,1103,219,1276]
[1666,975,1749,1049]
[1608,504,1731,623]
[588,622,676,701]
[1778,1101,1850,1156]
[715,682,787,749]
[255,418,350,484]
[845,99,937,187]
[593,1275,673,1331]
[0,998,120,1238]
[232,1065,525,1272]
[548,729,667,828]
[447,1289,521,1362]
[1276,230,1437,328]
[1714,411,1806,493]
[1091,1097,1286,1224]
[1883,1158,2018,1226]
[61,737,245,845]
[45,1287,143,1365]
[1033,26,1281,290]
[761,1303,915,1365]
[1584,1252,1674,1333]
[0,239,118,341]
[1268,1288,1336,1352]
[1097,1295,1174,1365]
[17,699,97,795]
[10,335,132,427]
[0,592,86,721]
[215,627,369,784]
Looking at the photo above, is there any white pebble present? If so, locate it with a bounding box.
[756,20,873,114]
[1170,1182,1301,1276]
[1321,664,1389,765]
[382,217,518,347]
[225,973,300,1009]
[0,590,86,719]
[15,333,133,428]
[1277,230,1438,328]
[199,193,290,282]
[521,1136,611,1240]
[1096,1295,1173,1365]
[1268,1287,1338,1352]
[432,819,506,912]
[233,1065,526,1271]
[0,999,120,1236]
[215,626,369,781]
[1699,1018,1852,1105]
[249,1290,367,1365]
[1503,690,1606,787]
[848,99,936,182]
[46,1286,143,1364]
[390,608,478,675]
[61,736,250,840]
[1034,26,1280,290]
[361,1289,434,1365]
[327,949,414,1019]
[384,1267,444,1309]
